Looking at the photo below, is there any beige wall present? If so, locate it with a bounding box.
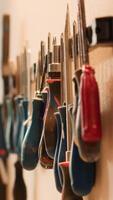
[0,0,113,200]
[1,0,113,63]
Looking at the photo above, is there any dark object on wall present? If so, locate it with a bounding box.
[86,16,113,46]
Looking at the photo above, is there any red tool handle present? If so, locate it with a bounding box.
[80,65,102,142]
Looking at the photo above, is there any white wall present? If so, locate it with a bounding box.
[0,0,113,200]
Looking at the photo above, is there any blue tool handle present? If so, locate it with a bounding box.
[0,105,7,158]
[59,162,82,200]
[57,105,67,186]
[53,112,62,192]
[17,99,29,156]
[13,96,23,153]
[21,97,45,170]
[5,97,14,152]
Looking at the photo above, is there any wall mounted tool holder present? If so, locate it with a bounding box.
[87,16,113,47]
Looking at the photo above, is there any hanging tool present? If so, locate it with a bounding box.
[74,0,102,163]
[21,41,47,170]
[16,45,31,156]
[13,45,30,155]
[13,160,27,200]
[58,5,82,200]
[42,34,61,159]
[69,18,95,196]
[53,33,65,192]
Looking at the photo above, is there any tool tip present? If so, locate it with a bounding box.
[41,40,45,46]
[73,20,76,26]
[48,32,52,52]
[67,3,69,12]
[61,32,63,38]
[64,3,71,35]
[53,37,57,45]
[48,32,51,38]
[66,3,70,17]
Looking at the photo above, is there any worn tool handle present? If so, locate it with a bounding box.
[69,69,96,196]
[57,105,67,186]
[59,162,82,200]
[13,160,27,200]
[0,105,7,158]
[13,96,23,153]
[21,97,45,170]
[5,97,14,152]
[80,66,102,143]
[69,141,95,196]
[38,91,53,169]
[17,99,29,156]
[39,137,53,169]
[76,100,100,162]
[53,112,62,192]
[74,68,101,162]
[44,80,61,159]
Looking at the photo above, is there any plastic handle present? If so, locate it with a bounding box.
[57,106,67,186]
[74,67,100,162]
[69,143,95,196]
[59,162,82,200]
[5,97,14,152]
[0,105,7,158]
[17,99,29,156]
[76,105,100,162]
[39,137,53,169]
[13,96,23,153]
[38,91,53,169]
[13,161,26,200]
[44,81,61,159]
[80,65,102,142]
[21,98,45,170]
[53,112,62,192]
